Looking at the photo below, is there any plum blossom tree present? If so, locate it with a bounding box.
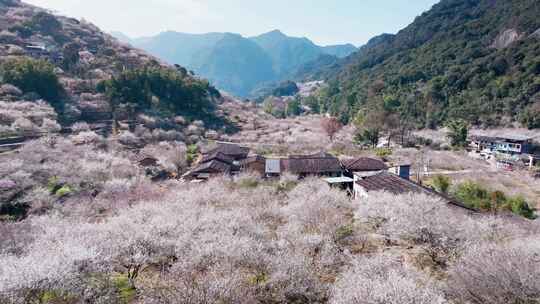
[447,237,540,304]
[321,117,343,142]
[331,254,447,304]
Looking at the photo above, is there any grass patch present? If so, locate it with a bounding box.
[113,274,136,304]
[334,224,354,243]
[55,185,72,197]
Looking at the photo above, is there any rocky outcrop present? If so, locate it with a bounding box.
[491,29,522,49]
[531,28,540,39]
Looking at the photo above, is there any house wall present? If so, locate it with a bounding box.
[496,141,525,154]
[353,184,369,200]
[472,139,530,155]
[243,161,266,176]
[388,166,410,180]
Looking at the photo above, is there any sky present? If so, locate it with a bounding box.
[24,0,439,46]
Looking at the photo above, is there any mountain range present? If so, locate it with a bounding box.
[114,30,357,97]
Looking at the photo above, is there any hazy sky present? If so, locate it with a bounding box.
[25,0,439,46]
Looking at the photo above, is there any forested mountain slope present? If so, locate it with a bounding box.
[125,30,357,97]
[313,0,540,129]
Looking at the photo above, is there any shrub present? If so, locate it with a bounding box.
[506,196,536,220]
[1,58,65,113]
[112,274,136,303]
[428,175,451,195]
[353,127,380,148]
[186,144,199,165]
[55,185,72,197]
[375,147,392,159]
[454,181,491,210]
[454,181,536,218]
[446,120,469,148]
[285,98,302,117]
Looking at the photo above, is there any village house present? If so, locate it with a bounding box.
[275,152,343,178]
[323,157,388,192]
[468,135,538,169]
[204,142,250,161]
[184,152,237,181]
[240,155,266,176]
[24,44,48,58]
[179,145,475,212]
[353,171,474,211]
[342,157,388,178]
[469,135,533,155]
[184,143,250,181]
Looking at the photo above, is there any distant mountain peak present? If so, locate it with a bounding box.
[265,29,286,36]
[128,29,357,97]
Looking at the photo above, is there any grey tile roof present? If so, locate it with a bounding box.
[201,151,234,165]
[240,155,266,166]
[469,135,532,143]
[205,143,250,159]
[342,157,387,171]
[191,160,231,174]
[282,153,342,174]
[356,172,475,211]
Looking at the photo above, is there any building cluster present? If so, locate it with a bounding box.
[182,142,471,210]
[468,135,538,169]
[23,43,99,65]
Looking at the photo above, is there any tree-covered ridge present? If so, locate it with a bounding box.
[97,67,220,119]
[126,30,357,97]
[314,0,540,129]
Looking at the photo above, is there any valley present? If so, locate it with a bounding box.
[0,0,539,303]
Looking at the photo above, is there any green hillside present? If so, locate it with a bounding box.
[196,33,276,97]
[250,30,324,77]
[313,0,540,129]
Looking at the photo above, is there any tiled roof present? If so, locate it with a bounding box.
[356,172,474,211]
[289,152,335,159]
[240,155,266,165]
[469,135,532,143]
[282,153,342,174]
[201,151,234,165]
[342,157,387,171]
[191,159,231,174]
[205,143,250,158]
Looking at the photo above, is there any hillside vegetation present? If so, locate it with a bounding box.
[307,0,540,129]
[0,0,224,137]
